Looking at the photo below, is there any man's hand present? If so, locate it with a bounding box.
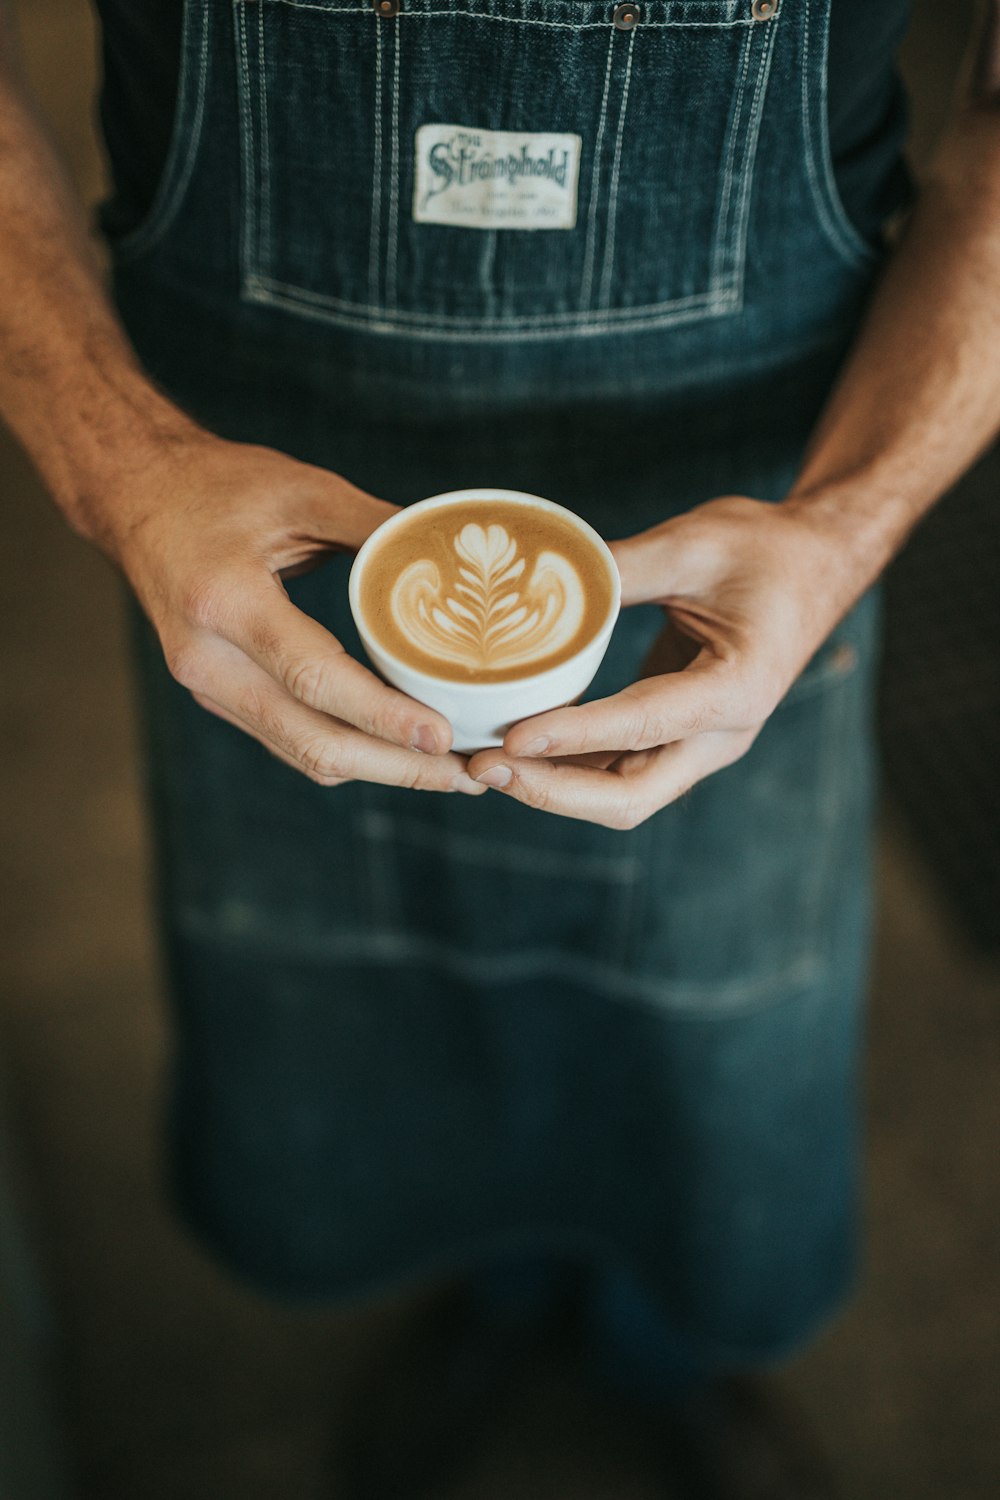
[467,496,864,827]
[100,431,485,794]
[467,8,1000,830]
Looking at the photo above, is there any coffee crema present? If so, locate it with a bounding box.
[358,500,614,683]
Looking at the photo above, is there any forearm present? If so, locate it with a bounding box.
[0,15,197,549]
[785,107,1000,584]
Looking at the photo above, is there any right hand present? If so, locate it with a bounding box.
[97,428,485,795]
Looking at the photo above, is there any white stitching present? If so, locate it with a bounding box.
[579,30,616,312]
[264,0,757,8]
[730,0,778,297]
[393,11,759,28]
[114,1,212,264]
[710,24,751,287]
[369,15,383,306]
[237,5,255,279]
[177,906,824,1014]
[360,804,401,927]
[597,25,635,311]
[477,226,497,313]
[386,14,402,308]
[261,0,760,29]
[800,0,875,268]
[263,1,372,11]
[362,809,641,881]
[246,278,736,338]
[258,0,271,272]
[249,270,725,323]
[235,0,782,336]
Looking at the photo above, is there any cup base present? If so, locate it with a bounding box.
[451,730,504,754]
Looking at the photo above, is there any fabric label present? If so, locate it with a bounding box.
[412,125,582,231]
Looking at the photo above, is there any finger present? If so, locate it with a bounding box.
[214,572,455,755]
[466,736,710,829]
[471,730,755,827]
[195,651,485,795]
[503,655,737,760]
[192,694,351,786]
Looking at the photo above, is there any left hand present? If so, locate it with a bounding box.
[467,495,867,828]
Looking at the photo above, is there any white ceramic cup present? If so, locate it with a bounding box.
[348,488,622,753]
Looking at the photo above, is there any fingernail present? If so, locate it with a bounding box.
[518,736,550,757]
[411,725,439,755]
[453,773,488,796]
[475,765,512,789]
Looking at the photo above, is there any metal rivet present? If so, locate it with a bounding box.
[830,643,857,675]
[751,0,776,19]
[373,0,400,15]
[612,3,641,31]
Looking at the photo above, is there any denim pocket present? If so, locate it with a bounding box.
[103,1,213,264]
[621,597,878,1013]
[234,0,783,339]
[797,0,882,271]
[354,792,647,979]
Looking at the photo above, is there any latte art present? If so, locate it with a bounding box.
[391,523,585,673]
[356,497,615,684]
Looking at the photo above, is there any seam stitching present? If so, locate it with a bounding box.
[386,15,402,307]
[361,810,642,881]
[246,270,733,322]
[597,25,635,310]
[260,0,759,29]
[245,280,737,338]
[613,818,646,963]
[360,805,401,926]
[176,908,825,1014]
[369,15,384,306]
[258,0,271,273]
[799,0,875,269]
[710,22,752,287]
[248,271,725,323]
[237,5,256,281]
[114,1,212,263]
[579,29,616,312]
[727,0,776,299]
[234,0,779,335]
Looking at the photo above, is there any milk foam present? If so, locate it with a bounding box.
[389,521,586,674]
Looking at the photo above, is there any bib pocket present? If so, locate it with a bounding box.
[234,0,783,340]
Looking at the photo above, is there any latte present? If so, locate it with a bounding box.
[358,498,615,683]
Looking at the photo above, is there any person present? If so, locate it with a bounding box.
[2,0,999,1494]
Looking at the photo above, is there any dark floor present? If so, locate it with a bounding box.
[1,2,999,1497]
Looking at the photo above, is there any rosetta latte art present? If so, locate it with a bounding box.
[390,523,586,673]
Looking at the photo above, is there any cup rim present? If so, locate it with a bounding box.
[348,488,622,694]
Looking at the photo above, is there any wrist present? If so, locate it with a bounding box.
[780,478,918,591]
[48,373,204,554]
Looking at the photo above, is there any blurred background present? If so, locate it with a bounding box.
[1,2,998,1497]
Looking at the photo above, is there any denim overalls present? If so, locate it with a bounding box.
[106,0,888,1364]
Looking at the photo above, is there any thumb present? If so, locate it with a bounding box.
[312,478,399,554]
[608,497,754,607]
[283,455,400,552]
[608,520,693,608]
[274,481,399,581]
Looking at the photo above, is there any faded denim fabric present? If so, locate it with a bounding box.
[107,0,887,1361]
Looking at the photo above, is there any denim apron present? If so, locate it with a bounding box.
[107,0,885,1362]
